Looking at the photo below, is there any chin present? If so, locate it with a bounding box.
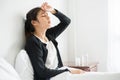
[48,24,51,28]
[46,26,50,29]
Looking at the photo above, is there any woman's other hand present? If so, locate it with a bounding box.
[41,2,56,14]
[69,68,85,74]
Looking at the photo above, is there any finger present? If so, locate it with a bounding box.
[41,2,45,7]
[41,3,46,11]
[41,5,44,10]
[80,70,86,74]
[44,2,48,5]
[45,2,50,8]
[41,7,44,11]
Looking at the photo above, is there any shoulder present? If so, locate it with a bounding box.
[27,35,37,42]
[25,35,44,55]
[46,33,54,40]
[25,35,42,47]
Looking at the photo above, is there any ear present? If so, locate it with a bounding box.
[31,20,38,26]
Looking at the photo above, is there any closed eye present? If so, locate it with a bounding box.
[42,12,48,17]
[41,14,46,17]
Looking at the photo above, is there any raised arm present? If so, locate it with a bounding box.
[41,2,71,39]
[46,9,71,39]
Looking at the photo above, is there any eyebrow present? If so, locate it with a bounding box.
[41,10,46,14]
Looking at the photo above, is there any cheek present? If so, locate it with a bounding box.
[39,18,46,23]
[38,18,42,23]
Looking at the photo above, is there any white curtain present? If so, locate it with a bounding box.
[108,0,120,72]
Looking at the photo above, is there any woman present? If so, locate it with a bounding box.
[25,2,83,80]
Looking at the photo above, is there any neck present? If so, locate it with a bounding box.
[34,30,46,38]
[33,29,48,43]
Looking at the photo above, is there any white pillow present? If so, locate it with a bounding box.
[15,49,33,80]
[0,58,21,80]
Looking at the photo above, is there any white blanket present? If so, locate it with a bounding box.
[51,72,120,80]
[69,72,120,80]
[51,67,120,80]
[0,58,21,80]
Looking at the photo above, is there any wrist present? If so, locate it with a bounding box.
[50,8,57,14]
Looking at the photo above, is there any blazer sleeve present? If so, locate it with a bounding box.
[46,9,71,39]
[25,38,69,79]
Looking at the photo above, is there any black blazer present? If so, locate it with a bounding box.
[25,9,71,80]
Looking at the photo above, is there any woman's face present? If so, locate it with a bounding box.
[36,10,51,29]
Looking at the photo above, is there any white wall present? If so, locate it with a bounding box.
[0,0,69,65]
[0,0,111,72]
[67,0,108,71]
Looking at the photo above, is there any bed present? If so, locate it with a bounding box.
[0,50,120,80]
[51,71,120,80]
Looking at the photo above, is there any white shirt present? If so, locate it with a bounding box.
[33,34,58,69]
[45,41,58,69]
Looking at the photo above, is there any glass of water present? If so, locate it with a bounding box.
[81,54,88,66]
[75,57,81,66]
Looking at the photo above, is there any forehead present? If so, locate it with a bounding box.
[38,10,48,15]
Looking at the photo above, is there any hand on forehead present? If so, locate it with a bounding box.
[41,2,53,12]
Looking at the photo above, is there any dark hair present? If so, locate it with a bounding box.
[25,7,41,39]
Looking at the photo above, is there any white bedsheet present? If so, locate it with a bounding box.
[51,71,120,80]
[68,72,120,80]
[50,66,120,80]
